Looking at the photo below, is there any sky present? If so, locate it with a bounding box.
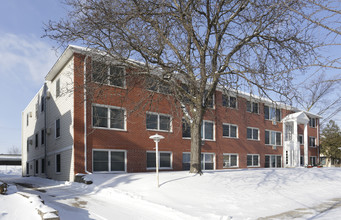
[0,1,66,153]
[0,1,339,154]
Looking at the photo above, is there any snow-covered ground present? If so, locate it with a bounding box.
[2,167,341,219]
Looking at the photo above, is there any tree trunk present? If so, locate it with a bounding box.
[190,120,203,174]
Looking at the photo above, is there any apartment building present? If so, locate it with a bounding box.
[22,45,321,181]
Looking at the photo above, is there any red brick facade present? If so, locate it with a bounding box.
[72,53,320,175]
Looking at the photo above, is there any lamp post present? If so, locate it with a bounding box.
[149,134,164,188]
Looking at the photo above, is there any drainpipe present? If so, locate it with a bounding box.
[84,55,90,174]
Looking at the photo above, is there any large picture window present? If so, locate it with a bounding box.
[92,61,125,87]
[223,154,238,168]
[93,105,126,130]
[146,112,171,132]
[222,124,238,138]
[93,150,126,172]
[146,151,172,169]
[247,127,259,140]
[265,130,282,146]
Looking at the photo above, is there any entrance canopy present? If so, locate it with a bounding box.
[281,111,309,124]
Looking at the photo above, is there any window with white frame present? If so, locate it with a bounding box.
[146,77,170,94]
[298,135,304,145]
[265,155,282,168]
[222,95,237,108]
[56,78,60,97]
[246,101,259,114]
[92,105,126,130]
[182,119,191,138]
[56,154,61,173]
[265,130,281,146]
[55,119,60,138]
[247,154,259,167]
[309,118,317,128]
[146,151,172,169]
[92,61,125,88]
[264,105,281,122]
[202,121,214,140]
[146,112,171,132]
[204,90,214,108]
[93,150,126,172]
[223,154,238,168]
[222,123,238,138]
[310,156,317,165]
[247,127,259,140]
[309,137,316,147]
[182,152,215,170]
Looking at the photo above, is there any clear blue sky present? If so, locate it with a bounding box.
[0,0,66,153]
[0,1,339,154]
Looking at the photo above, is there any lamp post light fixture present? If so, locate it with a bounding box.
[149,133,165,188]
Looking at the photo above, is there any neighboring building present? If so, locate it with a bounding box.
[22,45,321,181]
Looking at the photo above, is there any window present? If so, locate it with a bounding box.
[146,112,171,132]
[247,154,259,167]
[204,91,214,108]
[182,119,191,138]
[309,137,316,147]
[35,160,39,174]
[26,162,29,175]
[41,96,45,112]
[41,129,45,145]
[202,121,214,140]
[182,120,214,140]
[27,139,30,152]
[310,156,317,166]
[265,155,282,168]
[56,154,61,173]
[309,118,317,128]
[201,153,214,170]
[222,95,237,108]
[300,156,304,166]
[146,151,172,169]
[93,105,126,130]
[93,150,126,172]
[247,127,259,140]
[223,154,238,168]
[41,159,45,174]
[246,101,259,114]
[35,133,38,148]
[222,124,238,138]
[182,153,215,170]
[285,123,293,141]
[264,106,281,121]
[265,130,282,146]
[92,61,125,87]
[55,119,60,138]
[146,77,170,94]
[298,135,303,145]
[27,113,29,126]
[56,78,60,97]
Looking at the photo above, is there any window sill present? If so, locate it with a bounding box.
[223,136,239,139]
[92,126,127,132]
[247,139,260,141]
[146,129,172,133]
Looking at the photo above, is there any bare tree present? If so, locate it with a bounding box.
[45,0,340,174]
[7,145,21,154]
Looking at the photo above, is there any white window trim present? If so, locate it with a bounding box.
[309,136,316,147]
[146,151,173,170]
[247,154,260,167]
[92,149,127,173]
[146,112,173,132]
[264,105,281,121]
[181,118,191,140]
[92,104,127,131]
[222,94,238,109]
[247,127,260,141]
[202,120,215,141]
[223,153,239,168]
[201,152,216,170]
[265,154,282,168]
[246,101,259,114]
[222,123,238,139]
[92,61,126,89]
[265,130,282,146]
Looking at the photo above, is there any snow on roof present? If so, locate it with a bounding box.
[0,154,21,161]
